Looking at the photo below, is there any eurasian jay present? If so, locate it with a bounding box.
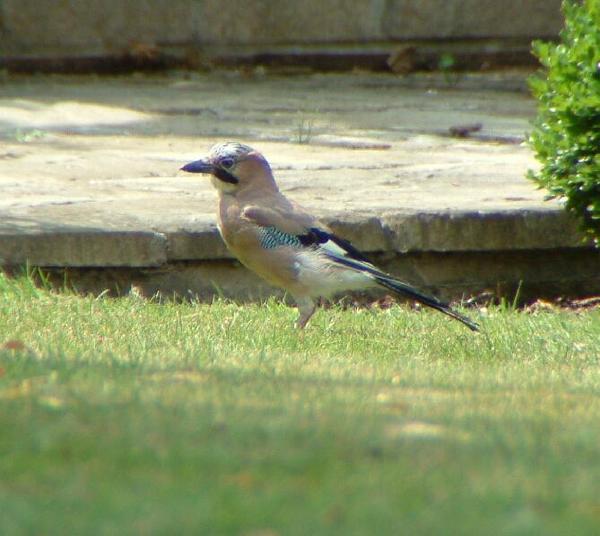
[181,142,479,331]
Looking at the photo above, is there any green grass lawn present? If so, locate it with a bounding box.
[1,273,599,535]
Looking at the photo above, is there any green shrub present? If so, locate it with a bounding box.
[528,0,600,245]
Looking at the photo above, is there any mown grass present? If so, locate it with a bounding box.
[1,273,599,535]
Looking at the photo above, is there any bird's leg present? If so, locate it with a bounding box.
[295,297,316,329]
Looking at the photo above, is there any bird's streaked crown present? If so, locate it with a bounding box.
[209,142,254,163]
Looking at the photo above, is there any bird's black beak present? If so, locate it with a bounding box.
[180,158,213,174]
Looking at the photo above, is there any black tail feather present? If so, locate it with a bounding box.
[375,276,479,332]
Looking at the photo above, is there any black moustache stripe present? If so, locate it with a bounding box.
[214,168,239,185]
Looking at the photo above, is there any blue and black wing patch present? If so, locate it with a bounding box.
[258,226,372,263]
[258,226,303,249]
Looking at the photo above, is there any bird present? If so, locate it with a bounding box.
[181,142,479,332]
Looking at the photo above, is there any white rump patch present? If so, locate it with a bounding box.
[294,250,374,299]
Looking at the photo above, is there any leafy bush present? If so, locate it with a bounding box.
[528,0,600,245]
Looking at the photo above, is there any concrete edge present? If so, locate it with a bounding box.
[0,208,591,268]
[0,231,168,267]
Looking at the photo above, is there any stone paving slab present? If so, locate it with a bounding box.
[0,73,597,298]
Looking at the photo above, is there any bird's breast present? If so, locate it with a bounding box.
[216,198,298,291]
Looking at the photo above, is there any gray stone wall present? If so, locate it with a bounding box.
[1,0,563,57]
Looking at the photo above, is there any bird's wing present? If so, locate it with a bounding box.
[242,205,375,265]
[242,205,479,331]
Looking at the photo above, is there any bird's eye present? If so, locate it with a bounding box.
[220,157,235,169]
